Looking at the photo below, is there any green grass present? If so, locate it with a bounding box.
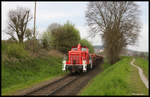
[2,41,28,59]
[100,57,111,71]
[1,41,67,95]
[134,57,149,79]
[2,56,67,95]
[80,56,148,96]
[2,75,63,95]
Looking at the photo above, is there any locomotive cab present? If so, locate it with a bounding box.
[62,43,93,73]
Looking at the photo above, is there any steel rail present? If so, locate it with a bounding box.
[25,74,71,95]
[48,77,78,95]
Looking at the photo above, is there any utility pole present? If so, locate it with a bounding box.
[33,1,37,53]
[34,1,36,39]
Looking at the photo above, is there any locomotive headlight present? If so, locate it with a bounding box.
[83,60,87,72]
[62,60,66,71]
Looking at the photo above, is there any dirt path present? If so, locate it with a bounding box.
[130,58,149,89]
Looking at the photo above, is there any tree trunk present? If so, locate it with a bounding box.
[19,36,23,44]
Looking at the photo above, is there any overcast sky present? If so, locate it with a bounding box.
[1,1,149,52]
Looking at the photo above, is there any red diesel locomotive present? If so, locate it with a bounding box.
[62,43,102,73]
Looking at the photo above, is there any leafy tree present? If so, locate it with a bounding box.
[41,23,61,49]
[47,23,61,32]
[86,2,141,64]
[51,21,81,53]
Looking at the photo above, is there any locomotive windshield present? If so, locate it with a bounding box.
[81,48,87,51]
[72,48,78,51]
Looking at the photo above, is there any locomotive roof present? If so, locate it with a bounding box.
[72,43,87,48]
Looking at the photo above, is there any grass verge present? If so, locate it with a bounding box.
[79,56,148,96]
[134,57,149,79]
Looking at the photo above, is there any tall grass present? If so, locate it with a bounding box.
[2,56,63,87]
[2,41,29,59]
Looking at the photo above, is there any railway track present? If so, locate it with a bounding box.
[24,59,103,96]
[25,74,78,96]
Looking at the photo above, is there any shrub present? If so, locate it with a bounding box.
[2,41,8,53]
[48,49,64,58]
[24,39,41,53]
[41,31,51,49]
[6,43,29,59]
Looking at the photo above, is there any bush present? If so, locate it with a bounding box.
[41,31,51,49]
[80,39,94,53]
[2,41,7,53]
[24,39,41,53]
[48,49,64,58]
[6,43,29,59]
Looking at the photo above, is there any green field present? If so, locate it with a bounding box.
[2,42,67,95]
[80,56,148,95]
[134,57,149,79]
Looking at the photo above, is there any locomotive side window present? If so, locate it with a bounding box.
[72,48,78,51]
[81,48,87,51]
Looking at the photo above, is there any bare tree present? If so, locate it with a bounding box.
[6,7,32,43]
[86,2,141,64]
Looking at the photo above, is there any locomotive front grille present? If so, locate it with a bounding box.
[70,55,80,64]
[73,60,76,64]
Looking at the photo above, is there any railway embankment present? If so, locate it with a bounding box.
[80,56,148,95]
[2,41,67,95]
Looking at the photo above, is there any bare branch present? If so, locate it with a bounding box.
[85,1,141,64]
[5,7,32,43]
